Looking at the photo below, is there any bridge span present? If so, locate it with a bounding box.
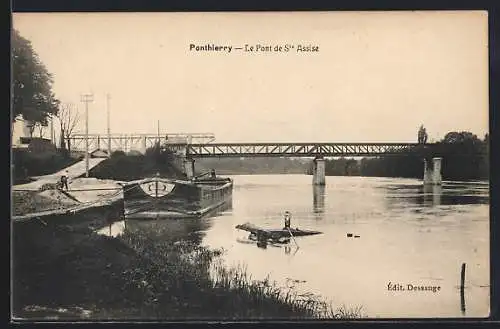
[166,142,426,158]
[164,142,443,186]
[67,133,216,154]
[66,134,452,186]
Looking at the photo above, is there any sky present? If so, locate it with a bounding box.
[12,11,489,143]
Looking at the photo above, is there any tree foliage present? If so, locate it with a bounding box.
[323,131,489,180]
[90,144,183,181]
[12,29,59,124]
[194,130,487,180]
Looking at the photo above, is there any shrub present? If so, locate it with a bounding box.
[90,147,183,181]
[111,150,126,158]
[12,148,78,183]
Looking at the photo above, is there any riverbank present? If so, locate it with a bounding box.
[11,150,363,320]
[13,216,362,320]
[12,177,123,216]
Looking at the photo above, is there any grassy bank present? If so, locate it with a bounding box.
[89,148,184,181]
[12,190,80,216]
[13,219,362,320]
[12,148,80,184]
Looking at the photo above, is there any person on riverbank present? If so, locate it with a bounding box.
[60,171,69,190]
[284,211,291,229]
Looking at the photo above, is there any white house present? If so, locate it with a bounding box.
[11,118,58,146]
[11,119,30,146]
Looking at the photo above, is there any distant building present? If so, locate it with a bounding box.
[22,119,33,138]
[91,149,110,158]
[12,118,58,147]
[11,119,32,146]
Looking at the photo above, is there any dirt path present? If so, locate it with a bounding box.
[13,158,107,191]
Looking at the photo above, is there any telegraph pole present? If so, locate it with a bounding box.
[157,120,160,144]
[80,93,94,177]
[50,114,54,145]
[106,93,111,156]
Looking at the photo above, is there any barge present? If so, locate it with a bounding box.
[122,172,233,219]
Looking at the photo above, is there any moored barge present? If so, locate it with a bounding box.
[122,172,233,219]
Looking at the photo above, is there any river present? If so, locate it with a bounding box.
[199,175,490,318]
[102,174,490,319]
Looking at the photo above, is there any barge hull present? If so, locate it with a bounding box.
[122,176,233,219]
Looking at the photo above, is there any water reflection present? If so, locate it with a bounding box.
[94,196,233,244]
[312,185,325,217]
[203,199,233,219]
[122,200,233,245]
[423,184,442,207]
[384,182,489,210]
[125,218,211,245]
[201,175,490,318]
[96,220,126,237]
[95,216,210,245]
[284,245,300,256]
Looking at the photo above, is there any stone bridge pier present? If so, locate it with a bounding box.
[312,157,326,186]
[184,158,195,179]
[141,136,147,154]
[423,157,442,185]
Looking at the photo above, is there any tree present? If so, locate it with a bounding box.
[442,131,481,144]
[417,125,428,144]
[12,29,59,132]
[34,122,48,138]
[28,123,36,137]
[24,116,49,138]
[438,131,487,180]
[55,103,80,151]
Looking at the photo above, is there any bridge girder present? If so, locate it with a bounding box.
[67,133,216,153]
[65,137,487,158]
[167,142,431,158]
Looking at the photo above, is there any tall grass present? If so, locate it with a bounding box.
[14,218,364,320]
[209,259,363,319]
[117,228,364,320]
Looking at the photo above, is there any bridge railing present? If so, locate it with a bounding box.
[67,133,216,152]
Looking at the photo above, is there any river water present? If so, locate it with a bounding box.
[102,174,490,319]
[199,175,490,319]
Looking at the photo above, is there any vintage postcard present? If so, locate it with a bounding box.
[11,11,489,321]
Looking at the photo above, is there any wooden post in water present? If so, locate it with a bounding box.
[460,262,466,315]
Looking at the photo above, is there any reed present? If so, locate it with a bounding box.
[116,228,364,320]
[13,222,363,320]
[209,260,363,319]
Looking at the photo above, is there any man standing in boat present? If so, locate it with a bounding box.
[284,211,291,229]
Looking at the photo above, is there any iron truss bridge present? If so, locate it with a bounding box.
[68,133,216,152]
[165,143,432,158]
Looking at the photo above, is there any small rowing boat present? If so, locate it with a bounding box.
[235,222,322,241]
